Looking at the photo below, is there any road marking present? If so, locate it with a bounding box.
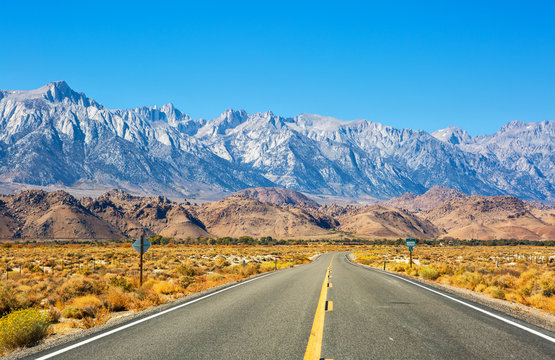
[344,254,555,344]
[303,257,333,360]
[33,272,277,360]
[327,282,332,288]
[326,301,333,311]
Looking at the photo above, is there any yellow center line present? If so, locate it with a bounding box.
[303,257,334,360]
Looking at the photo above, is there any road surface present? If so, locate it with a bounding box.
[27,253,554,360]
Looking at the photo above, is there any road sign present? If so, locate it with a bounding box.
[406,238,416,247]
[408,246,415,252]
[133,237,151,255]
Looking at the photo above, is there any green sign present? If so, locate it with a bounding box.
[408,246,415,252]
[406,238,416,247]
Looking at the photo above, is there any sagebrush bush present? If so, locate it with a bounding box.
[178,276,195,289]
[71,295,103,318]
[104,290,130,311]
[107,276,134,292]
[0,285,20,316]
[59,276,95,299]
[174,262,199,276]
[418,266,440,280]
[152,281,179,295]
[239,263,258,277]
[539,271,555,297]
[47,307,61,323]
[390,263,407,272]
[61,306,82,319]
[0,308,51,352]
[206,273,225,281]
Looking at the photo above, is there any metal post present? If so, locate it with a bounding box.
[140,235,144,287]
[383,256,386,270]
[274,258,277,271]
[409,250,413,268]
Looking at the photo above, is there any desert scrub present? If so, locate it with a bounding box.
[0,243,327,337]
[0,308,51,353]
[107,275,134,292]
[0,284,21,316]
[353,245,555,314]
[152,281,180,295]
[69,295,104,318]
[418,266,440,280]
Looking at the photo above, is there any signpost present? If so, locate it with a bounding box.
[133,236,151,286]
[406,238,416,268]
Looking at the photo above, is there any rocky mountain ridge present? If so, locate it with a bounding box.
[0,82,553,202]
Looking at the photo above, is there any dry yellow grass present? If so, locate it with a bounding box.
[354,245,555,313]
[0,243,339,355]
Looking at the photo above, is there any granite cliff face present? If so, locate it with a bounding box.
[0,82,553,202]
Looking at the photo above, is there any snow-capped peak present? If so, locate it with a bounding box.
[291,113,348,132]
[0,81,89,105]
[431,126,471,145]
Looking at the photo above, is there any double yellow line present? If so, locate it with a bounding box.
[303,257,334,360]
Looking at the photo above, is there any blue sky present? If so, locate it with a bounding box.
[1,1,554,136]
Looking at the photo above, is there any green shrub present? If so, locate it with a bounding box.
[418,266,440,280]
[108,276,133,292]
[490,288,506,299]
[61,306,82,319]
[0,308,51,352]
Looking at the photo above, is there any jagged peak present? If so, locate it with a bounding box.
[0,81,96,106]
[99,189,137,201]
[431,126,471,145]
[497,119,553,133]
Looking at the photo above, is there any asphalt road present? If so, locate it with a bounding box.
[27,253,554,360]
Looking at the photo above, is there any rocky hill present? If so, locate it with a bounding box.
[0,188,552,241]
[423,195,555,240]
[194,196,328,238]
[380,186,467,211]
[234,187,319,208]
[0,190,123,239]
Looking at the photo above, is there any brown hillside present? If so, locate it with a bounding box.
[424,195,554,240]
[0,190,123,239]
[381,185,467,211]
[82,189,210,239]
[234,187,319,207]
[337,205,441,239]
[195,195,329,238]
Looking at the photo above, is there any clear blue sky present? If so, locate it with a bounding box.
[1,1,554,136]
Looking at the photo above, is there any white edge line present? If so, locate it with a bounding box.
[34,272,276,360]
[344,254,555,344]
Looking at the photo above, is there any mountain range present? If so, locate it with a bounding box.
[0,187,553,241]
[0,81,553,203]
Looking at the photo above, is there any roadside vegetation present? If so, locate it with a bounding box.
[354,245,555,314]
[0,242,336,355]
